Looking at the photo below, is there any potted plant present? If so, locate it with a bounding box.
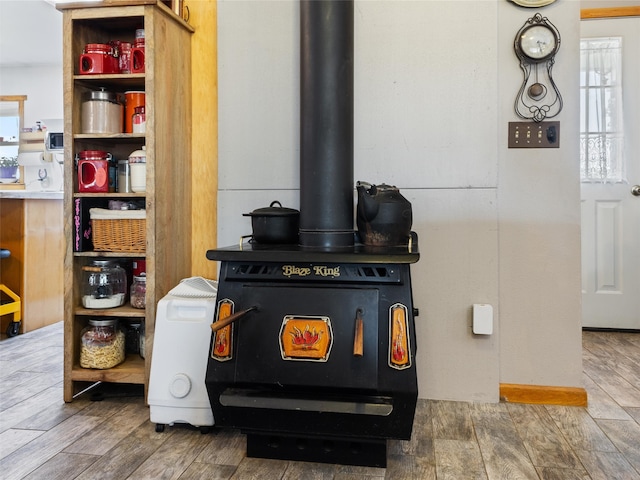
[0,156,20,183]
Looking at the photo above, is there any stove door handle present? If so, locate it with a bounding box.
[211,306,258,332]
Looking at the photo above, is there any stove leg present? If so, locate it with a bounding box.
[245,432,387,468]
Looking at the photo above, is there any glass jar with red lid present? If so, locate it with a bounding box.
[79,43,119,75]
[77,150,111,193]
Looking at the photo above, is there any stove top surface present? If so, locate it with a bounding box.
[207,232,419,264]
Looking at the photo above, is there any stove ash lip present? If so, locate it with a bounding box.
[205,231,419,264]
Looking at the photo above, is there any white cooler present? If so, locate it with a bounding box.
[148,277,217,433]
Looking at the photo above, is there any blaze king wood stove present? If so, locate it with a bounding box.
[205,241,419,467]
[205,1,420,467]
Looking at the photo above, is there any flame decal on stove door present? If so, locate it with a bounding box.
[389,303,411,370]
[279,316,333,362]
[212,299,234,362]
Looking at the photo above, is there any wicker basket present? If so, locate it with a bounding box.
[90,208,146,253]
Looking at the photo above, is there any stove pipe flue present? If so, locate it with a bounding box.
[299,0,354,249]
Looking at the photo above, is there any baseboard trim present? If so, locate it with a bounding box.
[499,383,588,407]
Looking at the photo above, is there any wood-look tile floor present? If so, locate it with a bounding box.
[1,323,639,479]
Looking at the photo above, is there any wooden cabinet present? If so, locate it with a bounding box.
[57,1,193,402]
[0,196,64,336]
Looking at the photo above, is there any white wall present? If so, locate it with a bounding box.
[497,2,583,388]
[0,65,64,129]
[217,0,583,402]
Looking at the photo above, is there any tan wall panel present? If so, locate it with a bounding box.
[188,0,218,279]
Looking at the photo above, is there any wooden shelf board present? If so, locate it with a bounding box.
[73,252,146,259]
[73,251,146,258]
[71,354,145,384]
[73,192,146,198]
[75,303,146,317]
[73,73,145,82]
[73,133,146,140]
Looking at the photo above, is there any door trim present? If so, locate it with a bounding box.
[581,6,640,19]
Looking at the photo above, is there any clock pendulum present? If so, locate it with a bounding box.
[514,13,562,122]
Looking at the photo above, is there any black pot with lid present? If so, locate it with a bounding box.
[243,201,300,244]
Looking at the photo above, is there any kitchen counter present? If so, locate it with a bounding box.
[0,189,63,200]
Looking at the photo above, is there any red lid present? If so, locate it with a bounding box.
[78,150,109,160]
[84,43,112,54]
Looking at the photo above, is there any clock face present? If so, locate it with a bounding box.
[519,24,557,61]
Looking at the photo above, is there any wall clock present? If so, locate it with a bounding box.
[518,23,558,61]
[514,13,562,122]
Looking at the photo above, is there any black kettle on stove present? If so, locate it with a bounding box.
[356,181,413,246]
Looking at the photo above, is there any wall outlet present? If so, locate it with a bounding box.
[473,304,493,335]
[508,121,560,148]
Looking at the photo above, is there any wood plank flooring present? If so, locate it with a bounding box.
[1,324,639,479]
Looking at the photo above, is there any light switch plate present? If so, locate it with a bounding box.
[508,121,560,148]
[473,304,493,335]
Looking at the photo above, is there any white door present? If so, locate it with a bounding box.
[580,16,640,329]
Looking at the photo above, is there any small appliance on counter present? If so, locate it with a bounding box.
[148,277,218,433]
[17,127,64,192]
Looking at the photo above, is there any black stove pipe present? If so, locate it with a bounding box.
[299,0,355,249]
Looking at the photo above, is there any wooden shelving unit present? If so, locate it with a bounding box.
[58,1,194,402]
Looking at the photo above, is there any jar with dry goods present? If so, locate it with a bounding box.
[130,275,146,309]
[82,259,127,309]
[80,319,126,369]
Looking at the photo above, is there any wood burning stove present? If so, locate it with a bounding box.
[205,242,419,467]
[205,1,420,467]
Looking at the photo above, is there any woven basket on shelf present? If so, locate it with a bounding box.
[90,208,146,253]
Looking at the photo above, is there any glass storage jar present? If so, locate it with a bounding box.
[132,106,146,133]
[123,319,143,354]
[117,159,131,193]
[81,88,123,134]
[82,259,127,309]
[130,275,146,309]
[139,321,146,359]
[80,318,126,369]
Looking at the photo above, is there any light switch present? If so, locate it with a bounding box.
[473,304,493,335]
[508,121,560,148]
